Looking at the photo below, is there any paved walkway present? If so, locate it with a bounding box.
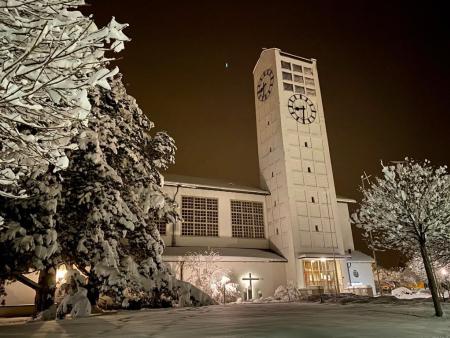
[0,302,449,337]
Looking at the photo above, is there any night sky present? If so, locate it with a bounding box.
[88,1,450,267]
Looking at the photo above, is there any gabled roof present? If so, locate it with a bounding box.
[163,174,269,196]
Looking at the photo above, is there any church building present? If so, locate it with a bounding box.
[161,48,375,298]
[3,49,375,307]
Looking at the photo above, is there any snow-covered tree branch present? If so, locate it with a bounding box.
[0,0,129,198]
[353,158,450,317]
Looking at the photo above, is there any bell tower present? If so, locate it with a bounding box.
[253,48,345,286]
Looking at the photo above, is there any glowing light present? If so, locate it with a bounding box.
[56,265,67,282]
[220,275,231,286]
[441,268,448,276]
[320,257,327,262]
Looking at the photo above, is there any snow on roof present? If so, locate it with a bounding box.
[336,195,357,204]
[163,174,270,196]
[163,246,287,263]
[163,174,356,202]
[348,250,375,263]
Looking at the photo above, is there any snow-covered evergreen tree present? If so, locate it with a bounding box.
[353,158,450,317]
[57,76,177,307]
[0,0,129,199]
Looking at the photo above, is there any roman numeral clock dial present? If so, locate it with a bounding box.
[287,94,317,124]
[257,69,274,101]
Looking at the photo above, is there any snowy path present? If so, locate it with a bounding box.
[1,302,450,337]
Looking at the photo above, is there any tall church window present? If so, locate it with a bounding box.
[154,219,167,235]
[281,61,291,70]
[181,196,218,236]
[231,200,265,238]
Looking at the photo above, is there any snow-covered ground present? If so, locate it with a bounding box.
[1,302,450,337]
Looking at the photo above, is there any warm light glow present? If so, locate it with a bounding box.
[220,275,231,286]
[56,265,67,282]
[440,268,448,276]
[320,257,327,262]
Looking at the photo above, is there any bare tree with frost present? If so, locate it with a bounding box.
[0,0,129,199]
[353,159,450,317]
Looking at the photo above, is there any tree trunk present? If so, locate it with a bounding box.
[419,243,443,317]
[86,271,100,306]
[34,266,56,316]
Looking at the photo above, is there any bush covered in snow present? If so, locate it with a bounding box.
[274,282,301,302]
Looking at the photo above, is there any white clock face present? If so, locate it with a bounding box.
[256,69,274,101]
[287,94,317,124]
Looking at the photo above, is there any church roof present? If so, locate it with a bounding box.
[163,174,356,202]
[163,174,270,196]
[163,246,287,263]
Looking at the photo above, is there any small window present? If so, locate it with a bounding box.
[305,77,315,87]
[282,72,292,81]
[281,61,291,70]
[269,147,272,152]
[294,74,304,83]
[293,64,302,73]
[274,200,277,207]
[271,172,274,178]
[276,228,279,235]
[307,167,312,173]
[283,82,294,91]
[304,67,313,76]
[294,86,305,94]
[315,225,319,232]
[267,120,270,126]
[311,197,315,203]
[304,141,308,147]
[306,88,316,96]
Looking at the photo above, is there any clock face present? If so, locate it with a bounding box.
[287,94,317,124]
[256,69,274,101]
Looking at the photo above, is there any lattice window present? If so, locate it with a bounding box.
[154,219,167,235]
[181,196,218,236]
[231,200,265,239]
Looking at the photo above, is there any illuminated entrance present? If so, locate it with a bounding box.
[303,259,341,292]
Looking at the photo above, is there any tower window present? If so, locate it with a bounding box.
[271,171,274,178]
[269,147,272,153]
[283,82,294,91]
[276,228,279,235]
[315,225,319,232]
[311,197,315,203]
[304,141,308,147]
[282,72,292,81]
[281,61,291,70]
[305,77,315,87]
[304,67,313,76]
[294,74,304,83]
[307,167,312,173]
[274,200,277,207]
[294,86,305,94]
[306,88,316,96]
[293,64,302,73]
[267,120,270,126]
